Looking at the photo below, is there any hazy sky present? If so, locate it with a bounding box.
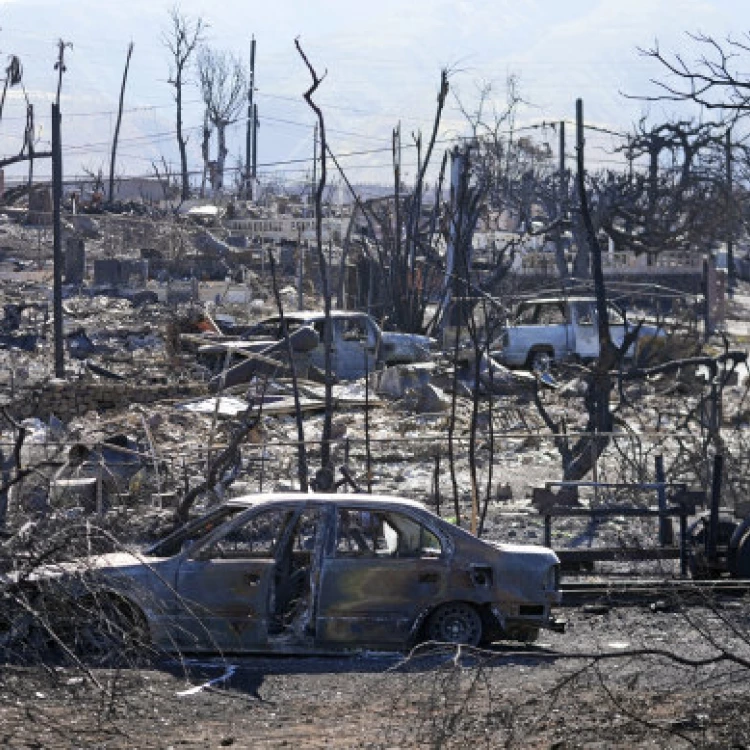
[0,0,746,187]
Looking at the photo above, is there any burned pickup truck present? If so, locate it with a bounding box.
[492,296,664,371]
[192,311,435,388]
[1,493,563,657]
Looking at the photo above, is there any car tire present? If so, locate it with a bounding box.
[426,602,483,646]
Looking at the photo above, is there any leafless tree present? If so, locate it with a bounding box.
[151,156,179,206]
[81,165,105,198]
[295,38,335,477]
[163,6,206,202]
[0,55,22,122]
[638,32,750,116]
[197,46,247,193]
[0,53,53,171]
[335,70,450,334]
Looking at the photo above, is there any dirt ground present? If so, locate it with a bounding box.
[1,600,750,749]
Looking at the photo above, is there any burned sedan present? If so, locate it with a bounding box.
[2,494,563,656]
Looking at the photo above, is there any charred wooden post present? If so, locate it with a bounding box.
[655,455,673,546]
[707,453,723,564]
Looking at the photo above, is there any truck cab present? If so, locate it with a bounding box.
[493,296,635,370]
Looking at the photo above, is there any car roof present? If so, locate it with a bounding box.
[260,311,373,323]
[224,492,428,511]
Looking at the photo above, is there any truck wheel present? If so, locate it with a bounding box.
[527,349,553,373]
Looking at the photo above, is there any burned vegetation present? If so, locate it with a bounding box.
[1,25,750,750]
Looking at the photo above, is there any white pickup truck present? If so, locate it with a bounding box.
[493,296,662,370]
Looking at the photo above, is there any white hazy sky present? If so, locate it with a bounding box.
[0,0,746,187]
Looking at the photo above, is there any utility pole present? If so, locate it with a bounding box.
[252,101,258,190]
[52,39,70,380]
[52,101,64,378]
[245,36,256,200]
[555,120,568,279]
[726,128,734,296]
[297,225,304,311]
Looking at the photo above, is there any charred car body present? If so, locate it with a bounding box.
[194,311,435,388]
[2,493,563,656]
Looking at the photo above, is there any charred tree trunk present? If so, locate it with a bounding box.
[296,39,334,476]
[268,251,309,491]
[560,100,616,487]
[216,122,228,191]
[176,76,189,201]
[108,42,134,204]
[163,10,204,201]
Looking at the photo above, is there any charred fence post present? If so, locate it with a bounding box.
[433,450,441,517]
[364,347,372,494]
[679,507,689,577]
[707,453,723,564]
[0,447,8,530]
[655,455,673,546]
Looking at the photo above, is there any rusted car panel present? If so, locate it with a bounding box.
[204,311,436,387]
[380,330,434,365]
[3,494,563,655]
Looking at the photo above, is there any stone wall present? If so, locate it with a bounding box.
[8,380,209,422]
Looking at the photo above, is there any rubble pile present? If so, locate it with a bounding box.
[0,207,745,558]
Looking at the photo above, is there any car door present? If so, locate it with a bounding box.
[172,506,295,652]
[332,316,378,380]
[508,301,570,364]
[315,507,449,646]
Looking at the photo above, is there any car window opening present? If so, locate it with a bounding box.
[335,509,442,559]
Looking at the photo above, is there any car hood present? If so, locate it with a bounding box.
[380,331,436,351]
[11,551,164,583]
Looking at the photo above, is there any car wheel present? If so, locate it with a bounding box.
[426,602,482,646]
